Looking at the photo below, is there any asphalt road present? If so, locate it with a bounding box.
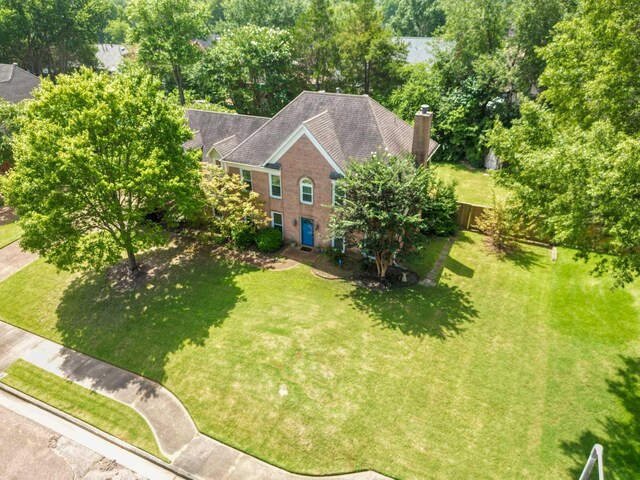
[0,403,144,479]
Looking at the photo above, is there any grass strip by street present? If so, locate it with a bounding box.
[0,222,22,249]
[0,359,168,462]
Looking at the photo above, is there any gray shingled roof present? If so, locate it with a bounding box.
[185,109,269,161]
[396,37,453,64]
[96,44,129,72]
[0,64,40,103]
[223,91,438,169]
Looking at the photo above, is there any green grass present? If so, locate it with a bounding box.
[403,236,449,279]
[1,360,167,461]
[0,234,638,479]
[0,222,22,249]
[434,162,509,206]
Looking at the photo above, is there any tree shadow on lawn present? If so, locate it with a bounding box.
[560,355,640,479]
[53,240,255,395]
[345,284,478,340]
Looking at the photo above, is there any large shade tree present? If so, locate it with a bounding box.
[188,25,301,116]
[3,68,202,276]
[490,0,640,286]
[127,0,210,105]
[329,154,435,278]
[0,0,111,75]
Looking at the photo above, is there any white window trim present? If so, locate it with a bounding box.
[332,237,346,253]
[269,173,282,199]
[300,178,313,205]
[271,211,284,235]
[240,169,253,190]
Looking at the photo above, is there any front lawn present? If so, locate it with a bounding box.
[1,359,166,461]
[434,162,508,206]
[0,222,22,249]
[0,233,637,479]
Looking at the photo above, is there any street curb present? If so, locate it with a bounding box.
[0,382,195,480]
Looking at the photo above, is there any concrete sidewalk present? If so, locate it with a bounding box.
[0,321,389,480]
[0,240,38,283]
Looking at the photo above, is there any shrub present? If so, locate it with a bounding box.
[325,246,345,265]
[255,227,282,252]
[422,178,458,236]
[476,197,523,253]
[231,222,256,249]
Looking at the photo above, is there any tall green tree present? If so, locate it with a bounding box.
[439,0,509,68]
[539,0,640,134]
[0,99,21,172]
[188,25,301,116]
[219,0,305,29]
[336,0,407,98]
[3,68,202,276]
[507,0,572,96]
[127,0,209,105]
[0,0,111,75]
[292,0,339,91]
[490,0,640,285]
[390,0,445,37]
[329,154,435,278]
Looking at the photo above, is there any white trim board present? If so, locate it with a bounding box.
[262,125,344,175]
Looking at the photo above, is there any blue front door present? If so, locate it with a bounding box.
[301,217,314,246]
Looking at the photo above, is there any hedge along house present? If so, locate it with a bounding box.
[186,91,439,250]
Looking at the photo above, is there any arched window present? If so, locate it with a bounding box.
[300,178,313,205]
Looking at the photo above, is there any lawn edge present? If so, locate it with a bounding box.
[0,320,393,479]
[0,382,191,478]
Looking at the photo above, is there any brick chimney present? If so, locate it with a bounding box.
[412,104,433,166]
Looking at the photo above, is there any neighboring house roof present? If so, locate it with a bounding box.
[0,64,40,103]
[396,37,453,64]
[184,109,269,161]
[96,44,129,72]
[223,91,438,170]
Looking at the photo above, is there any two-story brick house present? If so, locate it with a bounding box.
[186,91,438,250]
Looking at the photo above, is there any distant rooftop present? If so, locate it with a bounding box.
[396,37,453,64]
[96,44,129,72]
[0,64,40,103]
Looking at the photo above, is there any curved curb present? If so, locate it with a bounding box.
[0,382,194,479]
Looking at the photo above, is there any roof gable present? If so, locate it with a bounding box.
[185,109,268,161]
[223,91,439,167]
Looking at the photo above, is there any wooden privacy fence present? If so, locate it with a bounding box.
[455,202,487,230]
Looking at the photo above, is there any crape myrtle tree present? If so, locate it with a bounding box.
[3,68,202,276]
[127,0,210,105]
[329,153,435,278]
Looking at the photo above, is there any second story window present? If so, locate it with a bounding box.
[270,174,281,198]
[332,181,345,206]
[300,178,313,205]
[240,169,252,191]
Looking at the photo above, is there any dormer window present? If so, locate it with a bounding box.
[300,178,313,205]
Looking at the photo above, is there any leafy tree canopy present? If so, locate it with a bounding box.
[336,0,407,98]
[219,0,305,29]
[0,0,111,75]
[127,0,210,104]
[539,0,640,135]
[199,163,268,242]
[187,25,302,116]
[389,0,445,37]
[292,0,339,91]
[3,68,202,275]
[329,153,437,278]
